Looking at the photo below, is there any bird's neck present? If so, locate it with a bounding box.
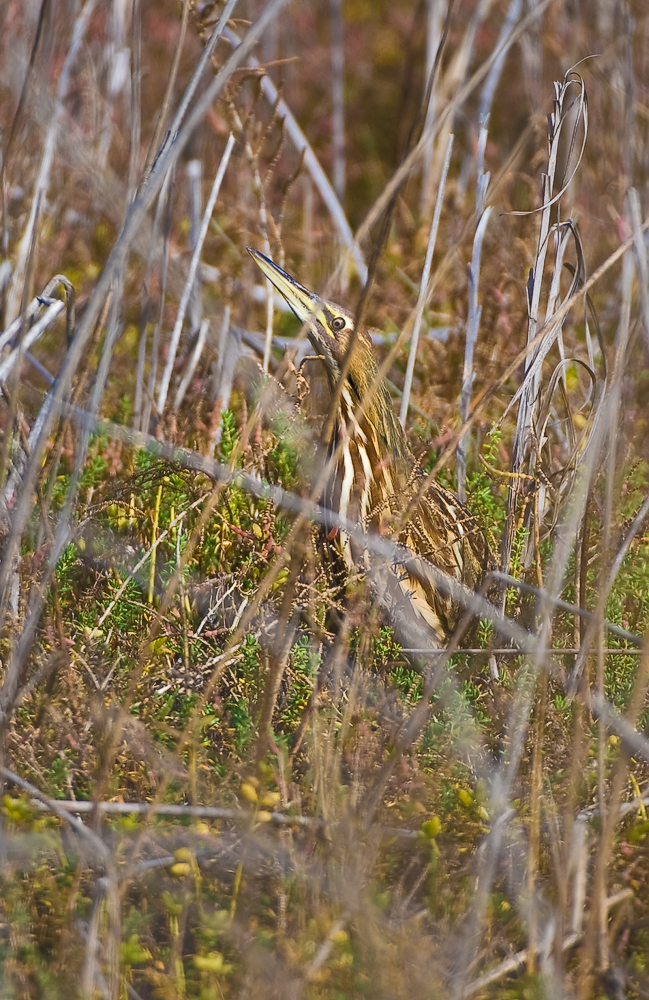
[329,370,415,526]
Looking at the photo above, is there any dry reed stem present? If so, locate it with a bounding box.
[156,132,235,414]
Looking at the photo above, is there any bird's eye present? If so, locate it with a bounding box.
[330,316,346,332]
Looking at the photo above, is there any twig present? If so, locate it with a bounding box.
[489,571,642,648]
[478,0,522,125]
[88,274,124,416]
[142,166,174,434]
[463,932,581,996]
[23,797,324,827]
[305,915,349,980]
[187,159,203,333]
[399,648,644,656]
[503,71,587,575]
[148,484,163,604]
[419,0,448,214]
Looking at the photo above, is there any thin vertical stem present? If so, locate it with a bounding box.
[148,484,163,604]
[302,176,314,286]
[157,133,235,416]
[630,188,649,358]
[527,668,547,975]
[89,277,123,417]
[1,0,52,257]
[127,0,142,206]
[596,248,633,974]
[210,307,235,452]
[478,0,521,126]
[457,202,492,502]
[187,158,203,333]
[330,0,345,203]
[173,316,209,412]
[399,131,453,427]
[420,0,448,215]
[143,165,175,433]
[229,100,274,373]
[134,322,146,428]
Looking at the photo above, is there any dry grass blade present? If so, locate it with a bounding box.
[457,204,493,502]
[399,131,454,427]
[157,133,235,415]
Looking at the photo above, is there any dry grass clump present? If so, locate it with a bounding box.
[1,1,649,998]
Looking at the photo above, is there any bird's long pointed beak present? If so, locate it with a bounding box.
[247,247,320,325]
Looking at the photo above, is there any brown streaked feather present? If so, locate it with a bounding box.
[329,333,493,645]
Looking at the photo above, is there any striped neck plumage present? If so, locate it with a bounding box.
[328,362,415,526]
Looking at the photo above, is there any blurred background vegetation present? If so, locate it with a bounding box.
[1,0,649,997]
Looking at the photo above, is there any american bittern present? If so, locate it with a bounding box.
[248,248,492,649]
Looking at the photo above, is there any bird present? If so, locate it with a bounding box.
[248,248,493,650]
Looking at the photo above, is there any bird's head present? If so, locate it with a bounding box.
[247,248,376,391]
[248,248,410,462]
